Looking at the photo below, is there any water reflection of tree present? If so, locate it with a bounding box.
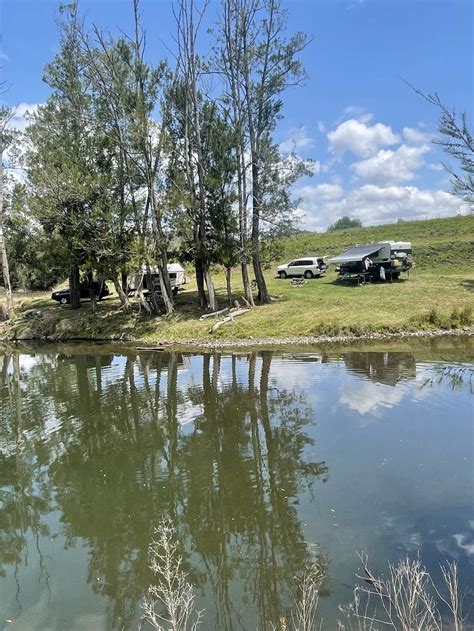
[342,352,416,386]
[0,349,328,629]
[0,354,52,607]
[420,363,473,393]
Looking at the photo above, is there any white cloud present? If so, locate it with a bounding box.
[296,182,343,201]
[351,144,430,185]
[280,126,314,153]
[339,106,373,124]
[403,126,433,144]
[7,102,39,131]
[296,184,469,231]
[327,118,400,157]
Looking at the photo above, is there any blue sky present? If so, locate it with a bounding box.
[1,0,473,230]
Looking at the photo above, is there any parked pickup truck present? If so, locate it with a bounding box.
[52,282,110,305]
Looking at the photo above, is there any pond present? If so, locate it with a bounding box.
[0,339,473,630]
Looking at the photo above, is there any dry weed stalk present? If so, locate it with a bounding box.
[142,517,203,631]
[337,553,464,631]
[291,558,327,631]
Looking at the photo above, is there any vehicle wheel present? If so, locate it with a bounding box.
[392,272,400,280]
[279,271,287,279]
[60,297,69,305]
[304,270,313,279]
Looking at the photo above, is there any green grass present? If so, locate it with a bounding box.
[1,215,473,344]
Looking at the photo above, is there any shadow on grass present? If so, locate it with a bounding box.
[328,278,410,289]
[460,279,474,292]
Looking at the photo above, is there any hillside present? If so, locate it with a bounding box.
[1,215,473,345]
[281,215,474,269]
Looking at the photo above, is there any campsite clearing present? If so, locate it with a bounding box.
[1,216,473,343]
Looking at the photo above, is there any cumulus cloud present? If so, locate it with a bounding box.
[327,118,400,157]
[351,144,430,185]
[280,126,314,153]
[403,126,433,144]
[296,183,468,231]
[296,182,343,201]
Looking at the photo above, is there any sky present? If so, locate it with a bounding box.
[1,0,473,231]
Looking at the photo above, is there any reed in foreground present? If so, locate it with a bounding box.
[143,518,466,630]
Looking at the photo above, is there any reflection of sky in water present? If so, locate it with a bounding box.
[0,349,472,630]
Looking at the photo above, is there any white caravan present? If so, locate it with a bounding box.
[127,264,188,296]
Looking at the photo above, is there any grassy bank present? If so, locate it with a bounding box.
[1,215,473,344]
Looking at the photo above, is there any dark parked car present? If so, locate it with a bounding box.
[52,282,110,305]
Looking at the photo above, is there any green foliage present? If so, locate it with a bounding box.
[3,183,64,289]
[411,87,474,204]
[327,216,363,232]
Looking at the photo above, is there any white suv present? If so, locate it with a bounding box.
[276,257,328,279]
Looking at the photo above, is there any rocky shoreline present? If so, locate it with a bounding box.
[5,325,467,350]
[142,327,474,350]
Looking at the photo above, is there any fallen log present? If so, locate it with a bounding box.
[136,347,165,351]
[199,307,230,320]
[209,308,250,333]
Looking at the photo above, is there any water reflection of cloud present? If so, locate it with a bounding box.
[268,358,324,395]
[19,354,39,373]
[435,521,474,559]
[340,379,407,418]
[339,364,439,420]
[453,533,474,556]
[177,402,204,427]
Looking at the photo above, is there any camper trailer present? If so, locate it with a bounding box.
[329,241,413,283]
[127,264,188,297]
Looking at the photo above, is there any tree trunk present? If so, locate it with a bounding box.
[236,140,255,308]
[202,259,218,312]
[195,256,207,309]
[158,265,174,316]
[145,264,161,315]
[225,264,232,307]
[121,270,128,293]
[251,165,270,304]
[111,272,132,312]
[86,271,97,314]
[69,262,81,310]
[181,1,217,313]
[157,245,175,315]
[0,137,14,317]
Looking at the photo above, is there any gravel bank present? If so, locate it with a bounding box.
[131,327,474,350]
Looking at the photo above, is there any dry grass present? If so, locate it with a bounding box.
[337,553,465,631]
[142,533,466,631]
[142,518,203,631]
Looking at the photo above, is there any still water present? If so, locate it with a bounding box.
[0,340,473,630]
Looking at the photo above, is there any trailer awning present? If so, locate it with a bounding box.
[329,244,383,264]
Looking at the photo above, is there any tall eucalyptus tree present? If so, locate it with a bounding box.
[219,0,310,303]
[27,2,97,310]
[0,105,15,316]
[84,0,176,315]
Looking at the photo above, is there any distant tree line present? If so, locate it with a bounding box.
[327,216,362,232]
[0,0,313,314]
